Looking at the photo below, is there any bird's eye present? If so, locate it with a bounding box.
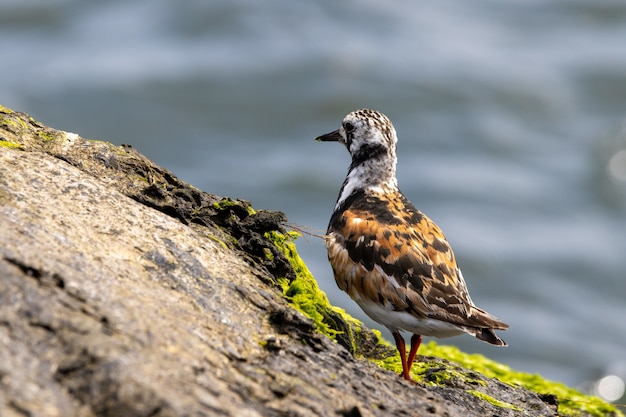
[344,122,355,133]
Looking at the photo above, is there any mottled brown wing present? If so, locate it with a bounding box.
[327,190,507,330]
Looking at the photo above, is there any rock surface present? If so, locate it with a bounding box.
[0,106,617,417]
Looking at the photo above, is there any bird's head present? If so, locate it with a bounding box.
[316,109,397,163]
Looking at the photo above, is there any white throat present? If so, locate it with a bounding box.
[334,155,398,210]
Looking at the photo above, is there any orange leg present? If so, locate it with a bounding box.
[392,331,411,381]
[407,334,422,374]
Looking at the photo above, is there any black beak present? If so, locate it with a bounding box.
[315,129,342,142]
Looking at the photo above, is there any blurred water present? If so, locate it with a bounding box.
[2,0,626,408]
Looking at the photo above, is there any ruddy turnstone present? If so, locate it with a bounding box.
[316,108,508,381]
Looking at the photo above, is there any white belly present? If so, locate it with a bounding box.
[355,298,464,338]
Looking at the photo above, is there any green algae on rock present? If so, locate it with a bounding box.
[417,342,621,417]
[467,389,524,413]
[0,139,24,150]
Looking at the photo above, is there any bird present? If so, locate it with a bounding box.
[316,108,508,381]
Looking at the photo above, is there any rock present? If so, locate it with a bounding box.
[0,105,620,417]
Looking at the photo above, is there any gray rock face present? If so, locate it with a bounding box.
[0,107,608,417]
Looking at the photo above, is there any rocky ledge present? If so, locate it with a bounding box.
[0,105,621,417]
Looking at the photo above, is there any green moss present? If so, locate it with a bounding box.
[377,332,622,416]
[468,389,523,412]
[268,230,349,338]
[104,140,135,155]
[414,357,486,387]
[205,234,229,250]
[212,198,256,216]
[36,130,61,142]
[263,247,274,261]
[0,104,15,114]
[0,113,29,132]
[0,140,24,150]
[370,347,403,375]
[266,230,622,417]
[417,342,621,417]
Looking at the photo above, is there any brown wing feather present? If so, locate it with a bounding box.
[327,189,508,333]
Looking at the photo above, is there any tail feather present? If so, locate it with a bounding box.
[474,327,507,347]
[462,306,508,346]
